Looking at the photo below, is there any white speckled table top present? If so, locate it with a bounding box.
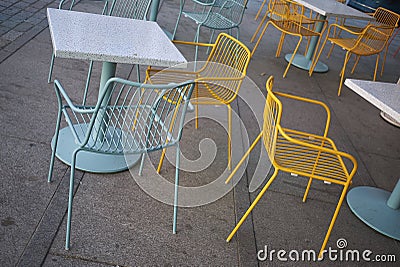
[293,0,373,19]
[344,79,400,121]
[47,8,186,67]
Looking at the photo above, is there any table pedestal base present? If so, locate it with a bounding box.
[52,125,141,173]
[347,186,400,240]
[285,54,328,73]
[380,111,400,128]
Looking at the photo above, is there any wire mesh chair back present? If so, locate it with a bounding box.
[215,0,247,28]
[374,7,400,28]
[262,76,282,163]
[356,24,393,55]
[56,78,195,155]
[196,33,251,104]
[108,0,152,19]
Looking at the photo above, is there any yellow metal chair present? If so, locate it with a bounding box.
[225,76,357,258]
[327,7,399,76]
[310,23,394,96]
[251,0,327,78]
[146,33,251,170]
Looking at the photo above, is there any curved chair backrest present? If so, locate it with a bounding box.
[108,0,152,19]
[373,7,400,27]
[218,0,248,26]
[58,78,195,154]
[263,76,282,163]
[198,33,251,104]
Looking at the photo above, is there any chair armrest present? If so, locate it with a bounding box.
[59,0,109,14]
[274,91,331,137]
[192,0,217,6]
[54,80,96,114]
[326,23,364,37]
[173,40,215,48]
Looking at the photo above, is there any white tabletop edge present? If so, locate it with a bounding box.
[344,79,400,121]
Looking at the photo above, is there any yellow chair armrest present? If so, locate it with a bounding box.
[172,40,215,48]
[274,91,331,137]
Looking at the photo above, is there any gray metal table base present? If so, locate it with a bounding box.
[347,179,400,240]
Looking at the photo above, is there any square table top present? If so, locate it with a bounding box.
[293,0,373,19]
[344,79,400,121]
[47,8,186,67]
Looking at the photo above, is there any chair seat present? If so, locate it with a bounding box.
[147,67,241,105]
[328,37,381,56]
[183,11,237,30]
[275,128,349,184]
[272,20,320,36]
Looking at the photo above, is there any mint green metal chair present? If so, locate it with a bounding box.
[48,77,195,249]
[172,0,247,61]
[48,0,153,103]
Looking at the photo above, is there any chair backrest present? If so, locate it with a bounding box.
[262,76,282,163]
[218,0,248,26]
[198,33,251,103]
[109,0,152,19]
[269,0,308,26]
[62,78,195,154]
[373,7,400,28]
[356,24,393,54]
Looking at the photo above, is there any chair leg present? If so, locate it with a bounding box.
[157,148,166,174]
[82,60,94,105]
[251,22,271,56]
[139,153,146,176]
[65,149,79,250]
[338,51,351,96]
[283,36,302,78]
[226,168,279,242]
[227,104,232,170]
[310,36,328,76]
[380,44,389,76]
[318,184,349,259]
[47,106,62,183]
[326,42,335,59]
[350,55,360,74]
[172,144,180,234]
[276,32,286,58]
[48,53,55,83]
[373,54,380,81]
[172,5,184,40]
[255,0,267,20]
[135,64,141,82]
[225,132,263,184]
[251,11,269,43]
[195,102,199,129]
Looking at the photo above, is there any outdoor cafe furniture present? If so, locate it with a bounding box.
[251,0,328,78]
[48,0,153,104]
[47,8,186,173]
[146,33,252,171]
[344,78,400,241]
[48,78,195,250]
[310,24,394,96]
[225,76,357,256]
[328,7,400,77]
[172,0,247,61]
[254,0,373,76]
[225,76,358,258]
